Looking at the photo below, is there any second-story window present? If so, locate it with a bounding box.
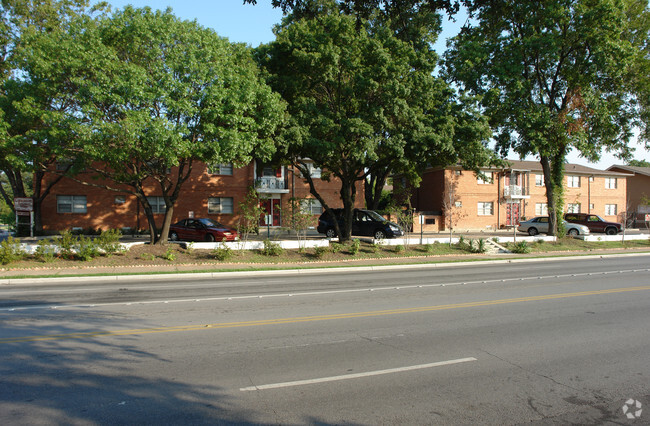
[567,175,581,188]
[477,171,493,184]
[208,163,233,175]
[605,177,617,189]
[535,174,544,186]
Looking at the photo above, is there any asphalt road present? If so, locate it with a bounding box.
[1,255,649,424]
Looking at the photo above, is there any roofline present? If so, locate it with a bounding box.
[607,165,650,177]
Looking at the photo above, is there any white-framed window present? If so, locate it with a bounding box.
[477,202,494,216]
[535,174,544,187]
[567,175,581,188]
[589,203,595,211]
[301,163,322,179]
[208,197,234,214]
[57,195,87,213]
[454,170,462,176]
[566,203,581,213]
[147,196,166,214]
[300,198,323,215]
[605,177,617,189]
[477,171,493,184]
[535,203,548,216]
[589,176,594,182]
[208,163,233,175]
[605,204,617,216]
[455,201,462,208]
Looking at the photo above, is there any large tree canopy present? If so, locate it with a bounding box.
[445,0,648,235]
[257,11,493,241]
[0,0,93,232]
[23,6,286,243]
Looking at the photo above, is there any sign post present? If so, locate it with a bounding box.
[419,214,424,245]
[14,197,34,237]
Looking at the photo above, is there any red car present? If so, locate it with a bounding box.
[168,218,238,242]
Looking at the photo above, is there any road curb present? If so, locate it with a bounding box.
[2,251,650,286]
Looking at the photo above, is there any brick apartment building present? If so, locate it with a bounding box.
[40,160,362,233]
[409,160,630,232]
[607,165,650,227]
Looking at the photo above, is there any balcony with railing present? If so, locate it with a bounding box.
[503,185,529,199]
[255,176,289,193]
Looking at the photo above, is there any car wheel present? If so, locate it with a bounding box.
[528,228,538,236]
[567,228,579,236]
[374,230,386,240]
[205,233,216,242]
[169,231,179,241]
[605,227,617,235]
[325,228,337,238]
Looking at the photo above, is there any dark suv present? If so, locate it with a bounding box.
[563,213,621,235]
[317,208,403,239]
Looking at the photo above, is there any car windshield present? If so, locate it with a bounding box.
[198,218,224,228]
[365,211,387,222]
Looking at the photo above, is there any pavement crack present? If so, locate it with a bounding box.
[478,348,585,394]
[357,334,417,354]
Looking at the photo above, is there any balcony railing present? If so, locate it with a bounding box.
[256,177,289,192]
[503,185,528,198]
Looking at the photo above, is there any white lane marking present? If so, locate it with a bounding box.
[2,268,649,312]
[239,357,477,391]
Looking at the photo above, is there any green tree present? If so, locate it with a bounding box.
[25,7,285,244]
[445,0,648,236]
[628,159,650,167]
[258,11,492,241]
[0,0,93,232]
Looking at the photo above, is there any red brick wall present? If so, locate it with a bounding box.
[40,162,361,233]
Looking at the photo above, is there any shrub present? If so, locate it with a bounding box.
[394,244,405,254]
[370,242,381,254]
[330,242,344,254]
[34,239,57,262]
[140,252,155,261]
[213,243,233,261]
[162,246,176,261]
[313,246,329,259]
[510,241,531,254]
[58,230,77,259]
[0,237,27,265]
[76,236,101,261]
[424,243,435,253]
[260,239,283,256]
[96,229,123,255]
[471,238,487,254]
[348,239,361,255]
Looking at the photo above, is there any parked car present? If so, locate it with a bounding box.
[517,216,590,236]
[168,218,238,242]
[563,213,621,235]
[317,208,404,239]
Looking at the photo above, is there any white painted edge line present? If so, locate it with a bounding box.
[240,357,477,391]
[3,252,650,286]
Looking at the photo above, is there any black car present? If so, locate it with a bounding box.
[317,208,403,239]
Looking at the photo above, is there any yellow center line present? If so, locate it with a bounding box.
[2,285,649,344]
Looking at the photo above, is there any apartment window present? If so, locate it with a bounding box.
[605,204,617,216]
[57,195,87,213]
[566,203,581,213]
[535,203,548,216]
[589,203,595,211]
[208,197,234,214]
[589,176,594,182]
[301,163,322,179]
[535,174,544,187]
[300,199,323,215]
[208,163,233,175]
[477,171,493,184]
[567,175,581,188]
[454,170,461,176]
[147,196,166,214]
[605,177,617,189]
[477,202,493,216]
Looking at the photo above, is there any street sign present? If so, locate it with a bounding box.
[15,197,33,212]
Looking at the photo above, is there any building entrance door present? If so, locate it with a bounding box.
[506,202,521,226]
[259,198,281,227]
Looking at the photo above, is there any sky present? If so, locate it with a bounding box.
[97,0,648,169]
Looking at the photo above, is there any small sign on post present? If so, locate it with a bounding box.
[645,214,650,222]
